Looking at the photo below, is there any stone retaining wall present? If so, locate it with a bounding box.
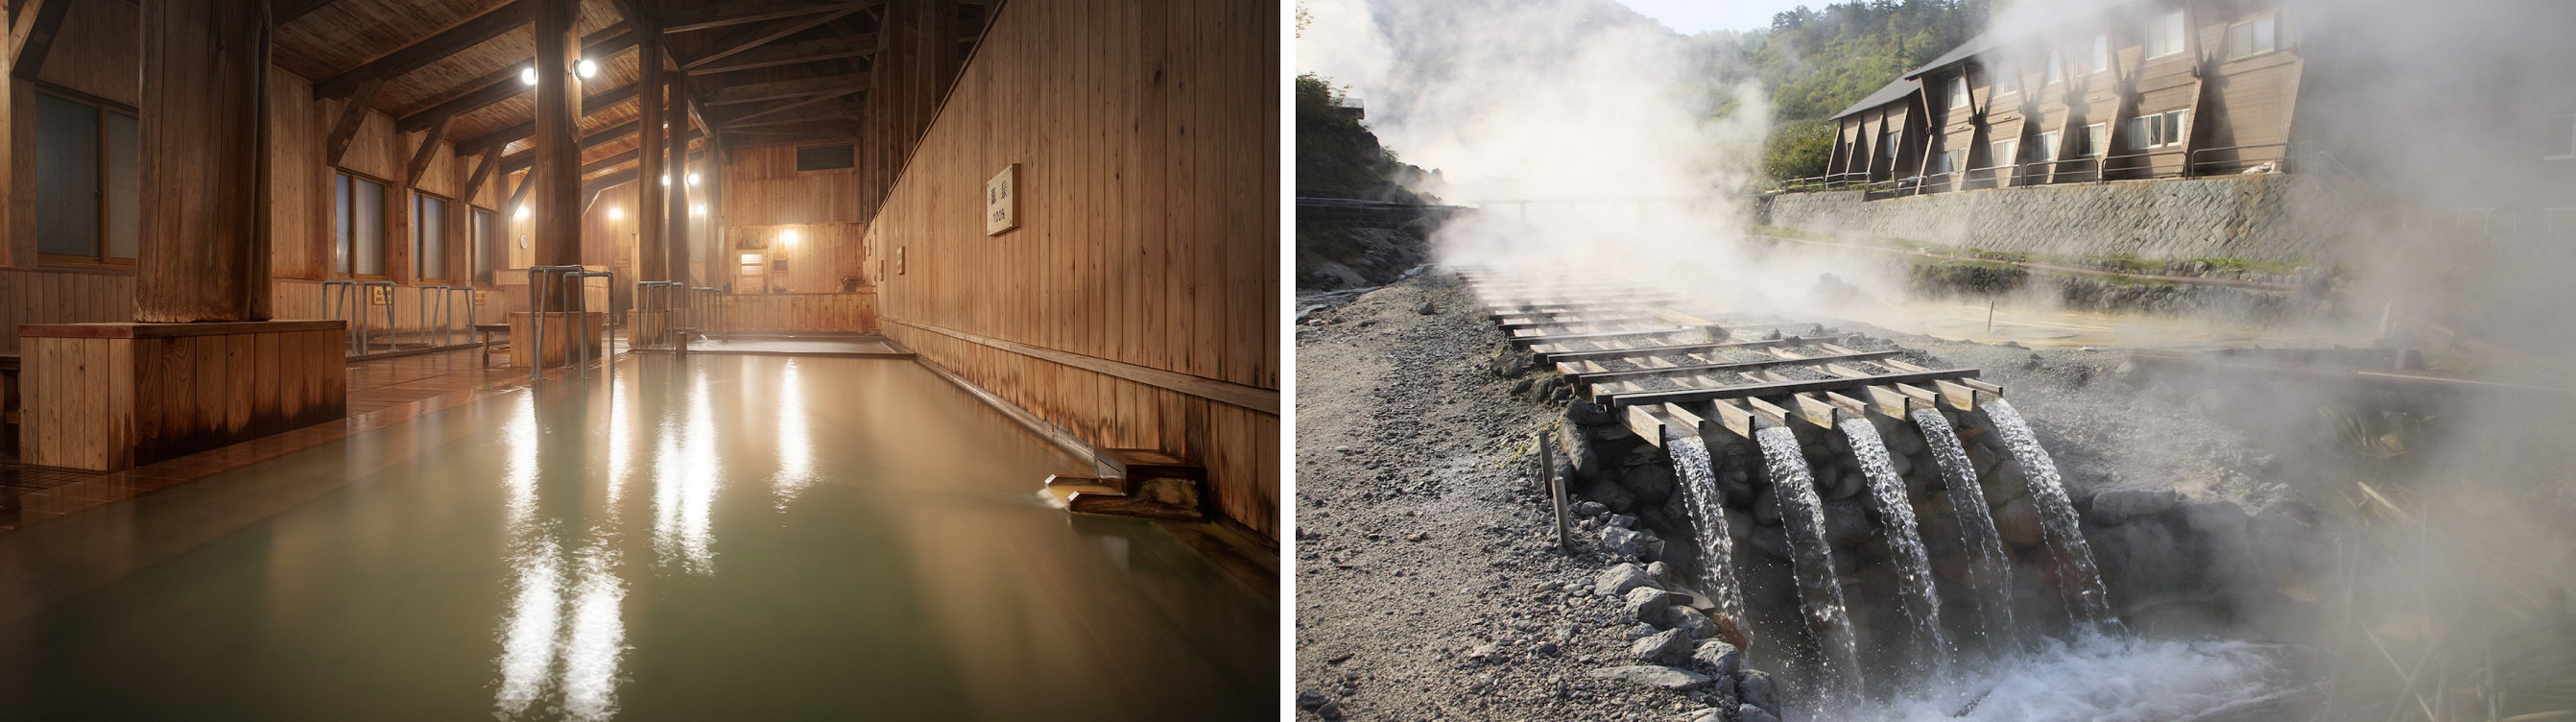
[1763,175,2338,264]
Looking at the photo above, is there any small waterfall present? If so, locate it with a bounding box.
[1665,428,1750,637]
[1911,407,2017,649]
[1754,425,1862,709]
[1840,419,1951,680]
[1979,399,2118,629]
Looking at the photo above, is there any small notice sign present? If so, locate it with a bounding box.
[985,163,1019,236]
[369,285,391,305]
[474,290,489,305]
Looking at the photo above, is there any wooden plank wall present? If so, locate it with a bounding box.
[871,0,1280,537]
[711,292,877,333]
[722,143,868,293]
[21,326,345,470]
[730,222,865,293]
[0,268,132,355]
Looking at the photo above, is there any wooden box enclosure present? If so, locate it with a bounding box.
[506,312,607,368]
[17,321,347,471]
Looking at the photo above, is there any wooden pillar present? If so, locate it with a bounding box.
[635,42,666,282]
[666,65,692,285]
[532,0,583,268]
[133,0,273,323]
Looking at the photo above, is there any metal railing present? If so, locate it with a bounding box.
[631,281,688,351]
[526,266,611,381]
[690,287,729,343]
[322,279,398,354]
[1766,142,2298,197]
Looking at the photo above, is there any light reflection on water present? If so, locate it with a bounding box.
[0,354,1273,721]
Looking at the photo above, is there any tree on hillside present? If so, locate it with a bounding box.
[1745,0,1992,180]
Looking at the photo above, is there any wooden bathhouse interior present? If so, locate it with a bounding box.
[0,0,1277,717]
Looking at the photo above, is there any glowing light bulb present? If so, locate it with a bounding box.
[691,205,705,217]
[514,205,530,219]
[520,67,537,85]
[685,173,699,186]
[576,60,598,78]
[659,175,670,186]
[781,229,800,245]
[608,206,623,220]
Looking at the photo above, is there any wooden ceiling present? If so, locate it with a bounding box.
[268,0,991,189]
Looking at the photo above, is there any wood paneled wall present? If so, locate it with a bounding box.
[711,292,877,333]
[871,0,1279,537]
[0,268,133,354]
[729,222,865,293]
[720,144,868,293]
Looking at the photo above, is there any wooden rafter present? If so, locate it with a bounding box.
[680,34,871,75]
[275,0,345,25]
[678,2,865,70]
[463,149,501,199]
[394,25,637,133]
[704,73,866,106]
[9,0,71,81]
[720,89,856,128]
[455,79,649,152]
[324,77,388,165]
[402,114,455,189]
[500,126,703,173]
[314,0,537,100]
[662,0,854,34]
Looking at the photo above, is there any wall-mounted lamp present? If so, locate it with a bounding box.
[659,175,670,186]
[519,67,537,85]
[691,205,705,218]
[513,205,530,220]
[686,173,700,186]
[608,206,623,221]
[576,60,599,78]
[781,229,801,246]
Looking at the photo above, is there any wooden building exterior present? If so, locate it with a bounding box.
[1822,0,2302,194]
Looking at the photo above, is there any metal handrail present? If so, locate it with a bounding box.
[1771,141,2301,197]
[692,287,728,342]
[525,266,585,381]
[632,281,687,350]
[322,280,361,355]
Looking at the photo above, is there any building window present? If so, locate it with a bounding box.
[2046,50,2064,84]
[1880,124,1900,159]
[1991,61,2017,97]
[471,206,498,283]
[2146,12,2187,59]
[2544,113,2575,160]
[796,143,855,171]
[1947,75,1970,110]
[34,91,139,265]
[1936,149,1964,175]
[2036,131,2061,162]
[336,172,388,277]
[2128,109,2191,150]
[1991,138,2019,169]
[2090,34,2111,74]
[2229,13,2279,59]
[414,193,447,281]
[2083,123,2109,157]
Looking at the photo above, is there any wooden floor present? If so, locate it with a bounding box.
[345,344,531,416]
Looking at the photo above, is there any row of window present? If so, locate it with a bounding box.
[1950,11,2282,109]
[34,87,499,284]
[1874,111,2191,176]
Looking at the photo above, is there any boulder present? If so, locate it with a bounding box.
[1752,486,1782,525]
[1748,525,1791,560]
[1738,703,1781,722]
[1564,398,1614,425]
[1595,563,1654,596]
[1620,464,1679,505]
[1824,498,1873,548]
[2088,487,2179,526]
[1657,605,1717,639]
[1583,477,1637,514]
[1603,526,1646,557]
[1689,639,1742,675]
[1737,669,1777,711]
[1562,426,1602,479]
[1993,494,2045,547]
[1585,665,1710,691]
[1624,586,1672,619]
[1572,500,1609,517]
[2089,518,2185,596]
[1628,629,1694,664]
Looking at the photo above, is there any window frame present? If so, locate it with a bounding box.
[469,205,499,285]
[32,86,139,268]
[334,169,393,280]
[2228,12,2281,60]
[2045,49,2064,84]
[794,142,856,172]
[2090,34,2111,75]
[1991,137,2020,170]
[2036,131,2062,162]
[1946,75,1971,111]
[1990,60,2018,98]
[2145,11,2188,59]
[2084,123,2109,157]
[412,191,451,283]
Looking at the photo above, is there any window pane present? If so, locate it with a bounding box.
[2254,16,2277,54]
[336,175,353,274]
[2129,116,2155,150]
[2047,51,2063,83]
[34,94,99,257]
[2086,124,2107,156]
[2167,110,2190,145]
[417,195,446,279]
[2038,132,2061,161]
[473,208,496,283]
[353,176,384,276]
[1992,139,2017,167]
[2092,35,2109,72]
[106,111,139,259]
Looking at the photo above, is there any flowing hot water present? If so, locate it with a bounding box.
[1753,425,1862,709]
[1979,399,2117,628]
[1664,427,1749,636]
[1911,407,2017,648]
[1841,418,1951,679]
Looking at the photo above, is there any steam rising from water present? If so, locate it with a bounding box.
[1856,634,2296,722]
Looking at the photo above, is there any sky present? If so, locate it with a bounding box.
[1610,0,1817,35]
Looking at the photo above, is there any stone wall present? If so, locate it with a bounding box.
[1764,175,2338,264]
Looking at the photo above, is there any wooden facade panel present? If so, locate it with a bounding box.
[35,0,141,107]
[0,269,134,354]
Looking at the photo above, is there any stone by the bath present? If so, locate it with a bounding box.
[1296,688,1329,710]
[1607,514,1637,529]
[1564,398,1613,425]
[2089,487,2179,525]
[1993,493,2045,546]
[1573,500,1608,517]
[1646,561,1670,579]
[1659,605,1717,639]
[1583,477,1637,513]
[1416,301,1437,315]
[1737,669,1777,711]
[1585,664,1710,690]
[1594,563,1653,596]
[1603,526,1644,556]
[1623,586,1671,619]
[1630,629,1693,664]
[1688,709,1724,722]
[1738,703,1781,722]
[1620,464,1679,504]
[1690,639,1742,675]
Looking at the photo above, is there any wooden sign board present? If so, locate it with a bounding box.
[985,163,1018,235]
[369,285,391,305]
[474,290,489,305]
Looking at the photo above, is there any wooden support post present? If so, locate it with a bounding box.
[1542,430,1568,551]
[635,40,666,282]
[9,0,70,80]
[532,0,582,268]
[134,0,273,323]
[666,58,693,284]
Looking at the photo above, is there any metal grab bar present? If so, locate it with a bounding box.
[632,281,687,350]
[526,266,588,381]
[691,287,728,343]
[322,280,361,355]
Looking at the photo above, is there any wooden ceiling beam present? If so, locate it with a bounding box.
[402,114,456,189]
[680,34,871,75]
[324,78,388,166]
[501,126,703,173]
[314,0,537,100]
[463,148,502,199]
[662,0,851,34]
[275,0,345,26]
[721,91,857,128]
[9,0,71,81]
[678,3,866,71]
[394,26,637,133]
[704,73,866,106]
[455,79,649,152]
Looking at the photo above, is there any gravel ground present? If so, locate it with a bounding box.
[1291,270,2306,721]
